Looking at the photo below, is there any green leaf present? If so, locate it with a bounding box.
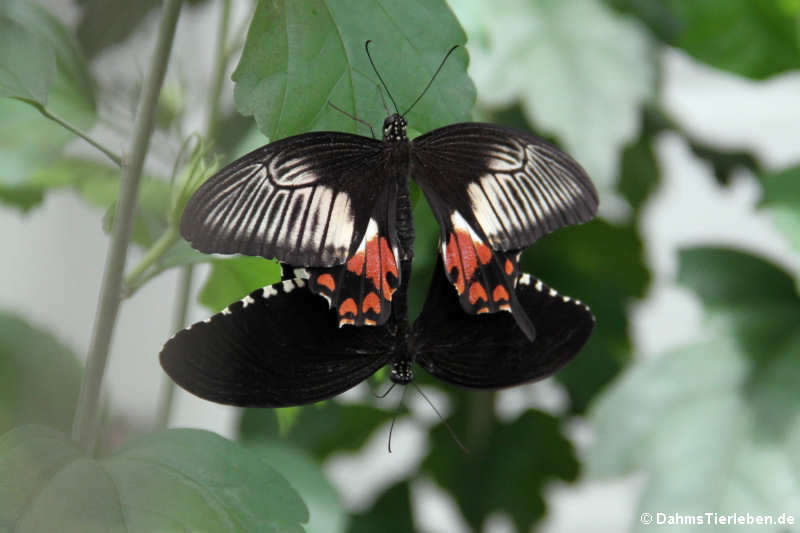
[668,0,800,79]
[0,16,55,105]
[347,482,414,533]
[759,165,800,259]
[248,439,348,533]
[0,426,308,532]
[521,219,650,412]
[455,0,655,189]
[422,399,579,533]
[233,0,474,141]
[240,402,389,459]
[0,0,96,211]
[0,311,82,435]
[198,256,282,312]
[678,247,800,363]
[26,157,170,247]
[589,248,800,530]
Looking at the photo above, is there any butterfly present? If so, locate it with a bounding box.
[178,43,598,342]
[160,255,595,406]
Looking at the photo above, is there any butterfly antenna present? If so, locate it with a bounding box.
[402,45,459,117]
[372,381,396,399]
[327,101,376,138]
[365,40,399,115]
[387,385,408,454]
[413,383,469,454]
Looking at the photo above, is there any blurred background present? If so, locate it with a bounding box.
[1,0,799,532]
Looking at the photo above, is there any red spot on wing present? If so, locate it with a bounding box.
[362,292,381,314]
[364,236,398,299]
[316,273,336,291]
[504,258,514,275]
[339,298,357,318]
[444,230,494,294]
[468,282,488,304]
[477,307,490,314]
[346,252,364,275]
[493,285,510,302]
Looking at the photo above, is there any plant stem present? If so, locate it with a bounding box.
[154,263,194,430]
[155,0,232,430]
[205,0,232,141]
[123,226,180,293]
[37,106,122,167]
[72,0,184,453]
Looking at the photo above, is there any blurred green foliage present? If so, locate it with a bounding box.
[1,0,799,531]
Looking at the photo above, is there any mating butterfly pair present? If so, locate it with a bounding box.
[160,45,598,407]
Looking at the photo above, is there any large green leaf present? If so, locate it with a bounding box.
[233,0,474,141]
[248,440,348,533]
[611,0,800,79]
[422,397,579,533]
[0,311,82,435]
[452,0,655,189]
[589,248,800,532]
[198,256,282,312]
[521,219,650,412]
[759,165,800,262]
[0,425,308,533]
[671,0,800,79]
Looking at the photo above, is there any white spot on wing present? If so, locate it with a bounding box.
[282,280,297,292]
[222,307,231,315]
[519,273,531,285]
[262,286,278,298]
[534,280,544,291]
[295,278,306,288]
[548,288,557,297]
[241,295,255,307]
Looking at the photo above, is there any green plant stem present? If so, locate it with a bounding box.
[37,106,122,167]
[72,0,184,453]
[154,263,194,430]
[123,226,180,293]
[205,0,231,140]
[155,0,232,430]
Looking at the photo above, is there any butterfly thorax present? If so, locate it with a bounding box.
[390,359,414,385]
[382,114,408,143]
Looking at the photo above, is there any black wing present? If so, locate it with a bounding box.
[181,132,387,267]
[411,122,598,252]
[412,257,595,389]
[160,278,397,407]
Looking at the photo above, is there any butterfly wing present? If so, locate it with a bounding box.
[160,278,397,407]
[411,122,598,251]
[411,123,598,339]
[412,257,595,389]
[181,132,385,267]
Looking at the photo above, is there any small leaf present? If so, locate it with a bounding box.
[0,16,55,105]
[455,0,655,189]
[0,426,308,532]
[0,311,82,435]
[198,256,282,312]
[233,0,474,141]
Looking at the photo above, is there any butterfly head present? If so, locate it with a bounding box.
[390,359,414,385]
[382,114,408,143]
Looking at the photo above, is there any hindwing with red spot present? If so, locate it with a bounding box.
[439,211,535,340]
[307,217,400,327]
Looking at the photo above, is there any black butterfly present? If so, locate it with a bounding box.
[160,256,595,406]
[179,44,598,342]
[163,43,598,406]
